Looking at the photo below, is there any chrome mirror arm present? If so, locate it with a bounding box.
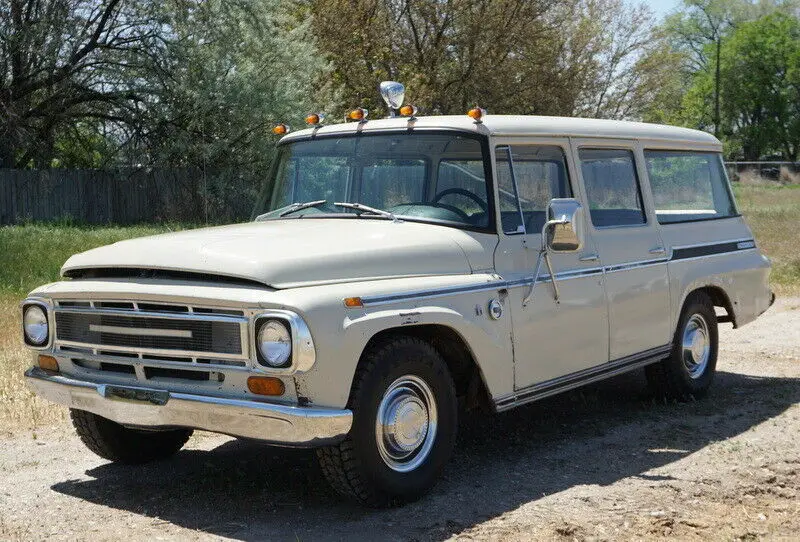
[522,217,568,306]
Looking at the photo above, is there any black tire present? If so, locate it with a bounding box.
[316,336,458,507]
[70,409,192,464]
[646,291,718,401]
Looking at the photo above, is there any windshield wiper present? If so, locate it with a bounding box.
[333,202,398,221]
[278,200,327,217]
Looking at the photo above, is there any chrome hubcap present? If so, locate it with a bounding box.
[682,313,710,379]
[376,375,437,472]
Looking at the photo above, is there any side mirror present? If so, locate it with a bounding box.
[544,198,584,253]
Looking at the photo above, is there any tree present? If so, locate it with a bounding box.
[716,12,800,159]
[311,0,663,120]
[0,0,169,167]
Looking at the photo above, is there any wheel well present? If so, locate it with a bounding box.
[360,325,492,412]
[690,286,736,327]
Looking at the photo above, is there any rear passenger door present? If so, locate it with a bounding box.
[571,139,672,361]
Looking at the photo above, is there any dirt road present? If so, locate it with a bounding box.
[2,299,798,541]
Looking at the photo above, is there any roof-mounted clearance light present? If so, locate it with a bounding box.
[467,107,486,123]
[272,123,290,135]
[346,108,368,122]
[399,104,418,118]
[305,113,325,126]
[379,81,405,117]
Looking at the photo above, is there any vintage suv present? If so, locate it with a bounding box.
[21,84,773,506]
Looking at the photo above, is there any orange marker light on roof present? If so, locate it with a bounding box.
[305,113,325,126]
[399,104,418,117]
[467,107,486,123]
[272,123,290,135]
[347,108,368,122]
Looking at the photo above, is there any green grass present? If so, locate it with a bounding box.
[0,224,185,297]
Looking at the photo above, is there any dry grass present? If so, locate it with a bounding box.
[0,295,67,430]
[733,182,800,296]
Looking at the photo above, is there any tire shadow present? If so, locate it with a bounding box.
[50,369,800,541]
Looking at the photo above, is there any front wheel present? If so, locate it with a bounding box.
[646,291,718,400]
[317,336,457,507]
[70,409,192,464]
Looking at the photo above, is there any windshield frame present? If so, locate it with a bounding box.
[255,129,497,235]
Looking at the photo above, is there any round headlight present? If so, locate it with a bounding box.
[23,305,49,346]
[257,320,292,367]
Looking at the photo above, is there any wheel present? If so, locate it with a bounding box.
[316,336,457,507]
[646,291,718,400]
[70,409,192,464]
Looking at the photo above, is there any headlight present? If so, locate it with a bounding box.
[256,319,292,367]
[23,305,49,346]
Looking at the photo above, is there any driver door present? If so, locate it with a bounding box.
[492,140,609,393]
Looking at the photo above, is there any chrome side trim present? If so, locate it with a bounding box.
[494,344,671,411]
[25,367,352,447]
[604,258,668,273]
[360,282,506,306]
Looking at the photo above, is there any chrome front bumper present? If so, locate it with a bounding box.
[25,368,352,447]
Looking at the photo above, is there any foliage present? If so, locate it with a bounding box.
[310,0,663,120]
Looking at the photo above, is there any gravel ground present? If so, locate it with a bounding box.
[1,299,798,541]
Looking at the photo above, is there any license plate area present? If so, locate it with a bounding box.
[102,385,169,406]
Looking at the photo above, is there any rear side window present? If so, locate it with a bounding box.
[644,151,737,224]
[579,149,646,227]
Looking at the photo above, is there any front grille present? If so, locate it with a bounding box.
[53,300,247,361]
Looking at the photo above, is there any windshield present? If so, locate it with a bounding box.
[256,132,493,230]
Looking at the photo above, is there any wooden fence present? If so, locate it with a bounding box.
[0,168,257,225]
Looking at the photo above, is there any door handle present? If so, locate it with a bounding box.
[649,246,666,255]
[579,253,599,262]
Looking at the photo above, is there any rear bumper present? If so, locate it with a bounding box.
[25,367,352,447]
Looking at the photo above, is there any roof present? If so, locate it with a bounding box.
[281,115,721,148]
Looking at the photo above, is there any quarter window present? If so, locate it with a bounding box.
[579,148,646,227]
[644,151,737,224]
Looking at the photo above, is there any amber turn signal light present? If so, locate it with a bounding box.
[347,108,368,122]
[305,113,325,125]
[247,376,285,396]
[343,297,364,308]
[398,105,418,117]
[271,123,290,135]
[467,107,486,122]
[38,355,59,373]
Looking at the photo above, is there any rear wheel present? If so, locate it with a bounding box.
[646,291,718,400]
[70,409,192,464]
[317,336,457,507]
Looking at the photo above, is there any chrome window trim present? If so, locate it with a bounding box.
[250,310,316,375]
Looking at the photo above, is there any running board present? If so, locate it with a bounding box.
[494,344,672,412]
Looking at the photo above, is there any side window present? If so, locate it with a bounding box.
[579,148,646,227]
[495,145,572,234]
[644,151,737,224]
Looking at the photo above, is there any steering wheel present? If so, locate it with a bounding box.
[432,188,488,214]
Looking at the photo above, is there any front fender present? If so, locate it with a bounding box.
[287,275,515,409]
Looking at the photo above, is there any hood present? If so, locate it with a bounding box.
[62,219,492,289]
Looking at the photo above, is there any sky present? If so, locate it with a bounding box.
[632,0,682,20]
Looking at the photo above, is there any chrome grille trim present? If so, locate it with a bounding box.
[53,300,250,362]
